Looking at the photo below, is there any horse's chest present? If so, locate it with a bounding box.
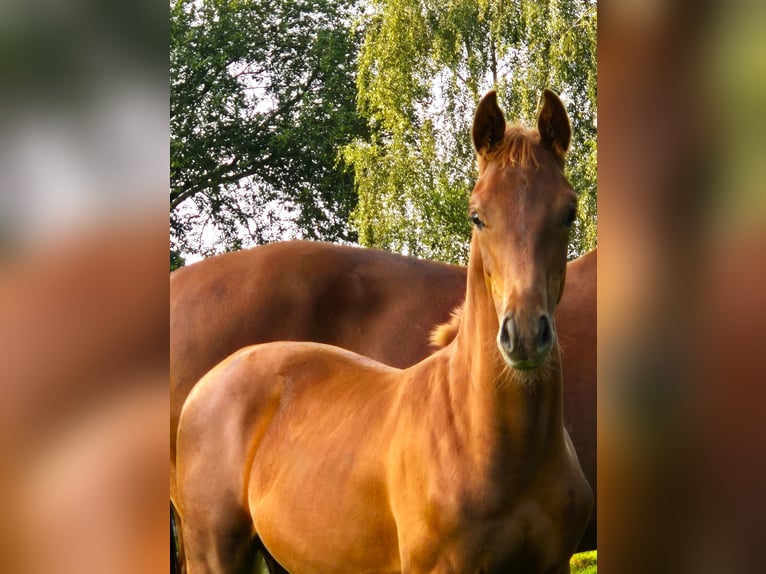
[404,459,591,573]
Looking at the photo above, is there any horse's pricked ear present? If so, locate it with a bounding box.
[537,89,571,167]
[472,90,506,154]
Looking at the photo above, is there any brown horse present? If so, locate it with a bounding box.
[176,89,592,573]
[169,244,469,572]
[169,243,596,566]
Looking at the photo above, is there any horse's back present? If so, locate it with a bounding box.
[171,243,464,402]
[171,239,465,366]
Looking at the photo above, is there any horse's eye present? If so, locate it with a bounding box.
[470,211,485,229]
[563,206,577,226]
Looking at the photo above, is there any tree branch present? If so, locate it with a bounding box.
[171,157,268,212]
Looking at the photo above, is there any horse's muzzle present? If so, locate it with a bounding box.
[498,313,555,369]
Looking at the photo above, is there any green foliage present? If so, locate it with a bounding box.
[571,550,598,573]
[170,0,367,256]
[345,0,597,263]
[171,0,596,262]
[170,249,186,272]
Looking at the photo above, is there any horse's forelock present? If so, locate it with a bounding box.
[480,125,541,174]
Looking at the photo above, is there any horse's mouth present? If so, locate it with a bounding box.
[497,343,552,371]
[509,358,546,370]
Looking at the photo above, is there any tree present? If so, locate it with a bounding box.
[170,0,367,258]
[345,0,597,263]
[170,249,186,272]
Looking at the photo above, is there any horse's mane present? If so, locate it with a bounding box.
[479,125,541,174]
[429,302,465,349]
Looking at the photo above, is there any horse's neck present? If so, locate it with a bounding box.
[449,241,564,454]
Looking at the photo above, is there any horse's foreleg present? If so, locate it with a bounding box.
[180,509,255,574]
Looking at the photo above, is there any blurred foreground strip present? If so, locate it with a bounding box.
[0,220,169,574]
[0,0,167,568]
[598,0,766,572]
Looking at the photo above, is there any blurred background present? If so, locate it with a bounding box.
[0,0,764,572]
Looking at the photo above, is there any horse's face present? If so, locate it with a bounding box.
[470,90,577,370]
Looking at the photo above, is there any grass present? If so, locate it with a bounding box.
[571,550,597,573]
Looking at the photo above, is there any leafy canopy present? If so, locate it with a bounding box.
[345,0,597,263]
[170,0,597,264]
[170,0,366,257]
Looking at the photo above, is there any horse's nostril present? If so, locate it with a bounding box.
[538,315,552,349]
[500,316,515,353]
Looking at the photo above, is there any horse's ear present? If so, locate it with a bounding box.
[537,89,571,167]
[472,90,506,155]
